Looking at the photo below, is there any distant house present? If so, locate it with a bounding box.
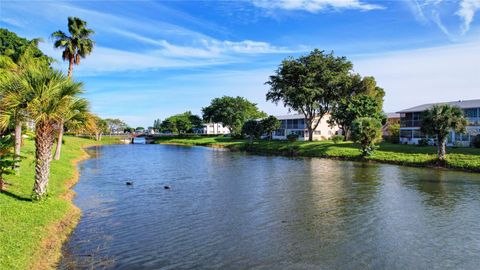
[397,99,480,146]
[272,114,340,141]
[201,123,230,135]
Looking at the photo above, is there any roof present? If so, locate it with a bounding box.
[397,99,480,113]
[386,113,400,119]
[275,114,306,120]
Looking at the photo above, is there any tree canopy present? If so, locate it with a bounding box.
[160,111,203,134]
[266,49,352,141]
[202,96,266,135]
[421,104,467,160]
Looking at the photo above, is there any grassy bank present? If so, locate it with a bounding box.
[0,136,120,270]
[154,136,480,172]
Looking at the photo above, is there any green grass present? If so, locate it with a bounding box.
[154,136,480,172]
[0,136,119,270]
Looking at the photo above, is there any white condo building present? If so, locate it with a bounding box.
[272,114,340,141]
[201,123,230,135]
[397,99,480,146]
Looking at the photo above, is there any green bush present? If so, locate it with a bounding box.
[331,135,345,144]
[472,135,480,148]
[287,133,299,142]
[418,138,429,147]
[351,117,382,156]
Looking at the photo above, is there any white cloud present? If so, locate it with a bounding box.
[456,0,480,34]
[251,0,384,12]
[353,41,480,113]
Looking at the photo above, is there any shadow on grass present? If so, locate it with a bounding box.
[0,189,32,202]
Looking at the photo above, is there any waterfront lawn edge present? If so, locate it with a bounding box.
[153,136,480,173]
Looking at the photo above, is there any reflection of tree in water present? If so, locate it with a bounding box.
[401,168,469,209]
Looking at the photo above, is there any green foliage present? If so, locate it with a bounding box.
[202,96,266,135]
[0,28,50,65]
[242,120,263,143]
[472,135,480,148]
[259,115,280,140]
[0,135,20,191]
[153,118,162,130]
[418,138,430,147]
[386,123,400,144]
[351,117,382,156]
[331,135,345,144]
[287,133,299,142]
[160,111,202,134]
[266,49,352,141]
[421,104,467,160]
[329,79,385,138]
[104,118,128,134]
[51,17,94,76]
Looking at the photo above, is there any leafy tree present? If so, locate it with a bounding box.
[0,134,20,192]
[351,117,383,156]
[242,120,263,145]
[421,104,467,160]
[266,49,352,141]
[386,123,400,144]
[104,118,128,134]
[260,115,280,140]
[51,17,95,78]
[160,111,203,134]
[202,96,266,135]
[0,28,51,64]
[329,74,385,140]
[153,118,162,130]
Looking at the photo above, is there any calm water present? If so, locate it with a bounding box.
[59,144,480,270]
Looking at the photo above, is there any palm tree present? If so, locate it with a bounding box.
[21,67,83,199]
[51,17,95,78]
[53,86,88,160]
[0,41,48,173]
[421,104,467,161]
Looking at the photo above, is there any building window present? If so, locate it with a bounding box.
[314,131,321,135]
[400,130,412,139]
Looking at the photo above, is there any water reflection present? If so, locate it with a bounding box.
[60,144,480,270]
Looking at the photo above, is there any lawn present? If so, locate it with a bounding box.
[154,136,480,172]
[0,136,120,270]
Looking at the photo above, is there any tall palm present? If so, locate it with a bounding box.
[51,17,95,78]
[53,95,89,160]
[421,104,467,161]
[22,68,82,199]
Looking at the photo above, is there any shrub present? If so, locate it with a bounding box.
[418,138,429,147]
[331,135,344,144]
[351,117,382,156]
[287,133,299,142]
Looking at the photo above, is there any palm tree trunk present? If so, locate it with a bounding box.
[14,121,22,173]
[53,120,64,160]
[68,57,74,78]
[33,121,55,199]
[438,136,447,161]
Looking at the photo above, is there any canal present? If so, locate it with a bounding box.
[59,144,480,269]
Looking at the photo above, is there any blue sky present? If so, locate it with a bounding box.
[1,0,480,127]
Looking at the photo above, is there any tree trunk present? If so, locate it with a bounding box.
[68,57,74,78]
[14,121,22,173]
[32,121,56,199]
[54,120,64,160]
[438,136,447,161]
[307,126,313,141]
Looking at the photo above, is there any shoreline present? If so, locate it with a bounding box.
[155,140,480,174]
[28,144,96,270]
